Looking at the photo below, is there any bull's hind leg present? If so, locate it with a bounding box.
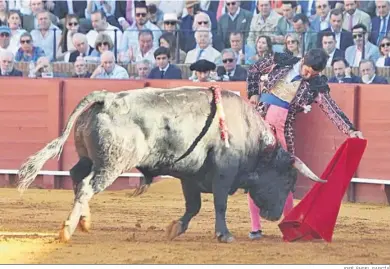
[166,179,201,240]
[69,156,93,233]
[59,165,126,243]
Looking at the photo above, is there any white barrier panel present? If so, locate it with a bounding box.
[0,169,389,185]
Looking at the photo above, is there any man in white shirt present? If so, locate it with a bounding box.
[86,10,122,52]
[91,51,129,79]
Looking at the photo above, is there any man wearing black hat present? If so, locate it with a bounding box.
[189,59,216,82]
[147,47,182,79]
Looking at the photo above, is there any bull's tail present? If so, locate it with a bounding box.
[17,90,112,193]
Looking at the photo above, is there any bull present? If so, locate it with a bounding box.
[17,86,325,243]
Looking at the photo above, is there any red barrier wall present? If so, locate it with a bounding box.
[0,78,388,204]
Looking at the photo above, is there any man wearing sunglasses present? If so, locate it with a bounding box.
[216,48,247,81]
[345,23,380,67]
[0,26,11,53]
[246,48,363,240]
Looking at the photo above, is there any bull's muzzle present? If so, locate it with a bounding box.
[293,157,327,183]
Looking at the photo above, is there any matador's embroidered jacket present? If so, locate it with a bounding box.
[246,52,357,155]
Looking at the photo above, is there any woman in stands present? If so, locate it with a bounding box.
[158,32,187,64]
[284,33,302,57]
[57,14,80,61]
[249,35,273,64]
[85,33,114,63]
[376,36,390,68]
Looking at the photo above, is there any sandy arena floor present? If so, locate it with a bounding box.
[0,179,389,264]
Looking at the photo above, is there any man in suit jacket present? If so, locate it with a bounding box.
[0,50,23,77]
[310,0,331,32]
[369,1,390,46]
[345,23,380,67]
[148,47,182,79]
[359,59,389,84]
[316,9,354,51]
[68,33,93,62]
[328,57,361,83]
[292,13,317,53]
[53,0,87,20]
[274,1,297,46]
[342,0,371,32]
[216,48,247,81]
[217,0,252,49]
[22,0,58,32]
[321,32,345,66]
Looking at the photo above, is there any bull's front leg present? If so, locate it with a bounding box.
[212,178,234,243]
[166,179,201,240]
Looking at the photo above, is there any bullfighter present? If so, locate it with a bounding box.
[246,48,364,240]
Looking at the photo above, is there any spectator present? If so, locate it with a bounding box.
[85,0,120,29]
[7,10,27,55]
[249,35,273,64]
[317,8,354,51]
[292,13,317,53]
[15,32,45,62]
[322,32,345,66]
[311,0,331,32]
[53,1,87,29]
[57,15,80,60]
[180,3,220,52]
[247,1,281,47]
[160,13,180,34]
[146,0,164,26]
[87,33,114,63]
[189,59,217,82]
[67,33,93,62]
[0,50,23,77]
[86,10,122,52]
[229,31,256,65]
[359,59,389,84]
[184,27,221,64]
[0,25,11,53]
[119,29,156,64]
[0,0,7,26]
[158,32,186,64]
[90,50,129,79]
[30,56,57,77]
[8,0,31,16]
[284,33,302,57]
[119,1,161,52]
[369,0,390,46]
[376,36,390,67]
[30,10,62,61]
[22,0,58,32]
[345,23,380,67]
[216,48,248,81]
[328,57,361,83]
[273,0,297,50]
[217,0,253,49]
[342,0,371,32]
[72,56,91,78]
[157,0,184,18]
[132,59,152,79]
[148,47,182,79]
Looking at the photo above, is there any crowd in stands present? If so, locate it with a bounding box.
[0,0,389,84]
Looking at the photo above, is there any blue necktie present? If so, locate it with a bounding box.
[378,17,388,44]
[196,49,204,61]
[291,74,302,82]
[384,57,390,66]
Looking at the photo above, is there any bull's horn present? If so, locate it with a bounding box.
[293,157,327,183]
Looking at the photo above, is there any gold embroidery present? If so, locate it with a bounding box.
[270,80,301,103]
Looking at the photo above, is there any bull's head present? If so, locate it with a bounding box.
[247,144,325,221]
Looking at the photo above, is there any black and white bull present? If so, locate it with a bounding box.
[17,86,325,243]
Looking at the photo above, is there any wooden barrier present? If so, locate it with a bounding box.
[0,77,388,204]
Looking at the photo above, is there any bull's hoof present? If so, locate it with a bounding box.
[78,216,91,233]
[166,220,183,240]
[59,221,71,243]
[216,232,235,243]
